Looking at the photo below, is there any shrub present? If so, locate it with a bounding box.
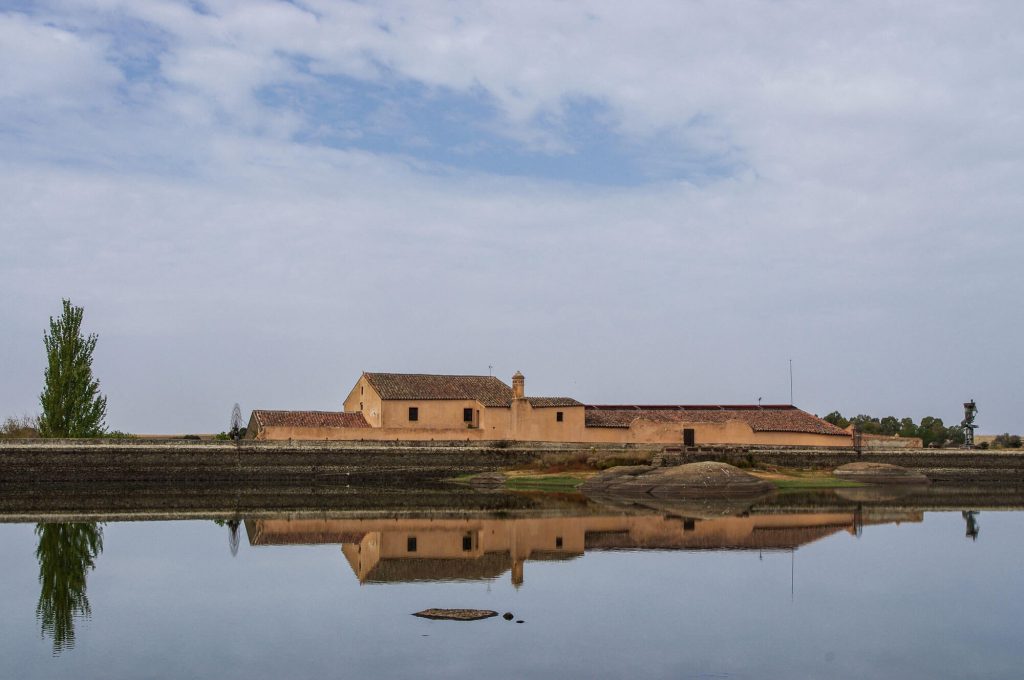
[992,433,1022,449]
[1,414,40,438]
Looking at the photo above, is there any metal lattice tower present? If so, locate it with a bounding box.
[229,403,244,440]
[961,400,978,448]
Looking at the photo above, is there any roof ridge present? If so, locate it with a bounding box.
[364,371,504,379]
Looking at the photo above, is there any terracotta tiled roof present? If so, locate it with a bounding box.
[251,410,370,429]
[526,397,582,408]
[583,405,849,436]
[363,372,514,407]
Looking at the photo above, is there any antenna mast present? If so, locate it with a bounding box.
[789,359,794,405]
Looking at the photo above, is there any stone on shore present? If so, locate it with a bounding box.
[833,462,930,485]
[581,461,774,498]
[413,609,498,621]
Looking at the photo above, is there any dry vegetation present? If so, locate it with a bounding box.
[0,414,40,438]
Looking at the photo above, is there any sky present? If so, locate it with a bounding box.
[1,0,1021,434]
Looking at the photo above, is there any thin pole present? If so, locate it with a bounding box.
[789,359,794,405]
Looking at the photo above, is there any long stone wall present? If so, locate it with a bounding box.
[2,438,1022,484]
[0,438,659,483]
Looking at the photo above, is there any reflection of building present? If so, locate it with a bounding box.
[245,510,920,585]
[247,371,851,447]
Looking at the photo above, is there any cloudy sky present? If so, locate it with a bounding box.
[1,0,1021,434]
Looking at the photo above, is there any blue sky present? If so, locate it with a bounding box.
[1,0,1022,433]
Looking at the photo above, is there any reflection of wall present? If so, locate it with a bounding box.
[245,510,922,585]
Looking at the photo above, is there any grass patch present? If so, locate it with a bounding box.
[504,475,585,492]
[769,477,866,489]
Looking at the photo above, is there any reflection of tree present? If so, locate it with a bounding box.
[35,523,103,654]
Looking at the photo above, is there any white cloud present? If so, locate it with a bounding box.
[1,2,1022,431]
[0,12,121,102]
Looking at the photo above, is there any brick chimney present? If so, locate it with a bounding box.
[512,371,525,399]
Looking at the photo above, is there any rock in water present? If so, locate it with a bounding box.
[582,461,774,498]
[833,462,930,485]
[413,609,498,621]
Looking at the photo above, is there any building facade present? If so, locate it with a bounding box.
[247,371,852,447]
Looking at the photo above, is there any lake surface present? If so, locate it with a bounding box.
[1,492,1021,679]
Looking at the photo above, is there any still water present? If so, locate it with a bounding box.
[1,499,1021,679]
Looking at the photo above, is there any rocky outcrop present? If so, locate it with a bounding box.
[581,461,775,498]
[413,609,498,621]
[833,462,930,485]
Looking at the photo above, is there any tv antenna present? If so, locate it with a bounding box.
[789,359,794,405]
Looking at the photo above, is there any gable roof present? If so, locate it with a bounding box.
[250,410,370,429]
[583,404,848,436]
[526,397,583,408]
[362,372,515,407]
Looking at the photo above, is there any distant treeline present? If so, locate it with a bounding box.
[822,412,1020,449]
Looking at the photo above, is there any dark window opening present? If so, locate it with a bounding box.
[407,536,417,552]
[462,534,473,551]
[359,402,363,411]
[555,536,563,549]
[683,428,695,446]
[683,519,696,532]
[409,407,419,422]
[556,411,564,422]
[360,385,363,395]
[464,407,473,422]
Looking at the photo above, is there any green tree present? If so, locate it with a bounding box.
[823,411,850,428]
[918,416,948,447]
[38,300,107,437]
[35,523,104,654]
[850,414,882,435]
[879,416,901,436]
[899,417,919,439]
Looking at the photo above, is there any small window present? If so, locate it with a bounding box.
[556,411,564,422]
[409,407,419,422]
[555,536,563,549]
[359,402,363,411]
[683,519,696,532]
[464,407,473,422]
[683,428,695,446]
[462,534,473,551]
[360,385,363,395]
[407,536,417,552]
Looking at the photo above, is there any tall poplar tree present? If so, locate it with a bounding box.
[38,299,107,438]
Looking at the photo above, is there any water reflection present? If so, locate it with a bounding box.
[963,511,981,540]
[214,518,243,556]
[245,509,924,585]
[34,523,103,655]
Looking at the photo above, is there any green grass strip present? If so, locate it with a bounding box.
[770,478,866,489]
